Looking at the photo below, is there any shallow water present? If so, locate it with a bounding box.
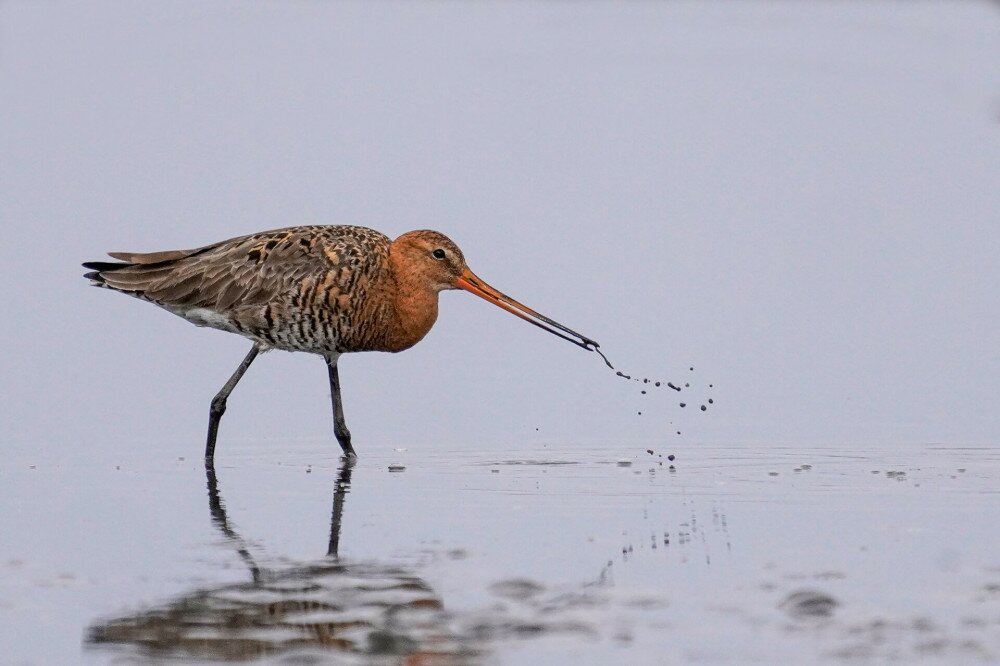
[2,440,999,664]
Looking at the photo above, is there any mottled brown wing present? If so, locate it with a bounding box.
[95,225,389,315]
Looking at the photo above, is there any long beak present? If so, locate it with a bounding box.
[455,267,600,351]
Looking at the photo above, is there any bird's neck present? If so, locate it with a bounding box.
[383,251,440,352]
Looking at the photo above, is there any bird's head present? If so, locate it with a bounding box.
[392,230,468,292]
[392,229,600,352]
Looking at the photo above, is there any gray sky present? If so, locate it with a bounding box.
[2,1,998,450]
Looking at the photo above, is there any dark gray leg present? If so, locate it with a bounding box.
[205,345,260,462]
[327,358,356,457]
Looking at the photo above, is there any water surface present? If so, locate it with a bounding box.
[3,441,998,664]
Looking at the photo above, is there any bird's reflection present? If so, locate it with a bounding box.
[86,457,475,663]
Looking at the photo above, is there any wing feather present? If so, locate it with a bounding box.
[108,249,203,264]
[94,226,390,319]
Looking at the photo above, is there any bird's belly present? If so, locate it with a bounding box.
[177,306,341,355]
[259,311,346,354]
[182,307,242,333]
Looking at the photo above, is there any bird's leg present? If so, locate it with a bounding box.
[205,345,261,462]
[326,357,357,457]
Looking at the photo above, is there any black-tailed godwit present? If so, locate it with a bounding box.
[83,226,598,460]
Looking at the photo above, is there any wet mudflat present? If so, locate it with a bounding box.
[2,440,998,664]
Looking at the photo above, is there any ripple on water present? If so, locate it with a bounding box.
[779,590,840,619]
[481,460,580,466]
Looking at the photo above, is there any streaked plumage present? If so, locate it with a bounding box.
[85,225,462,354]
[84,225,598,462]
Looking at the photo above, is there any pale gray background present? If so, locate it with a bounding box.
[2,3,1000,665]
[2,1,998,449]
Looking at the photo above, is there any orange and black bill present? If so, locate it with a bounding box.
[455,268,600,351]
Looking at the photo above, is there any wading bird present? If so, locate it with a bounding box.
[84,226,598,461]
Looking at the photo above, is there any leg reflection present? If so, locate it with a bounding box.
[203,455,355,575]
[204,462,262,583]
[327,455,356,558]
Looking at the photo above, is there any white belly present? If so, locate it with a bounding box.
[181,307,241,333]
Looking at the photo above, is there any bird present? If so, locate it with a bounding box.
[83,225,599,461]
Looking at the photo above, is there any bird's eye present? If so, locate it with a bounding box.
[432,248,447,260]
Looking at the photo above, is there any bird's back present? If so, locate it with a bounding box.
[84,225,398,355]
